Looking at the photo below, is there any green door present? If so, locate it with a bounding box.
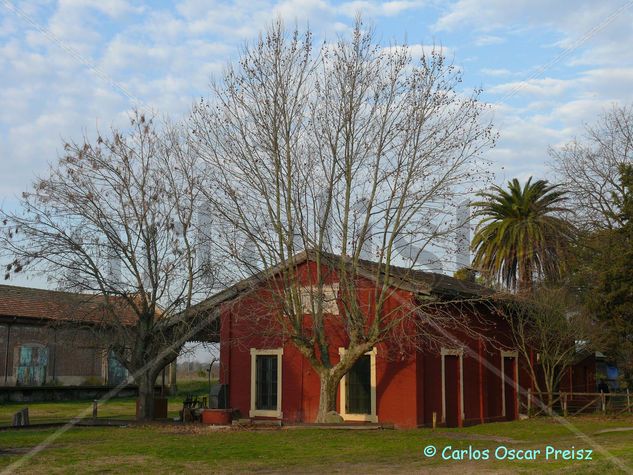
[108,351,129,386]
[17,346,48,386]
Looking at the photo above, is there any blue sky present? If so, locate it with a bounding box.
[3,0,633,270]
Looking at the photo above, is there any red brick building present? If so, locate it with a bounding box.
[0,285,131,387]
[194,252,531,428]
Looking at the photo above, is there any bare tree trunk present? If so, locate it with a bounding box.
[137,370,158,421]
[544,375,555,415]
[316,372,340,422]
[546,391,554,415]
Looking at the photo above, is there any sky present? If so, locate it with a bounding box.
[2,0,633,361]
[2,0,633,268]
[3,0,633,205]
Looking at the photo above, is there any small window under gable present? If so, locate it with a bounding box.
[299,283,339,315]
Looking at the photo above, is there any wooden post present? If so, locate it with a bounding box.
[12,407,29,427]
[432,411,437,429]
[563,392,568,417]
[92,400,98,419]
[12,411,21,427]
[478,339,484,424]
[601,391,606,413]
[627,389,631,413]
[527,388,532,417]
[170,361,178,396]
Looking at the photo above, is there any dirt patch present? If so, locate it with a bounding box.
[432,432,526,444]
[157,424,235,436]
[0,447,31,456]
[594,427,633,435]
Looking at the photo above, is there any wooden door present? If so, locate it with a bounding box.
[503,356,517,421]
[444,355,461,427]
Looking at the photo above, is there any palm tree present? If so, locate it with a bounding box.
[471,177,574,292]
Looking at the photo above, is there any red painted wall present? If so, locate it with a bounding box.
[219,260,527,428]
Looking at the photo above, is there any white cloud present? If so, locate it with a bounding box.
[58,0,145,18]
[489,78,572,97]
[273,0,332,22]
[338,1,424,17]
[480,67,512,77]
[382,43,453,60]
[474,35,504,46]
[2,0,633,210]
[434,0,633,66]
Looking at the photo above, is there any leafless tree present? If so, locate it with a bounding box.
[190,20,496,422]
[500,287,602,413]
[0,111,217,420]
[549,104,633,230]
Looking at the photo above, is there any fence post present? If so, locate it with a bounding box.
[627,389,631,413]
[12,407,29,427]
[12,410,21,427]
[563,392,568,417]
[432,411,437,429]
[93,400,98,420]
[601,391,606,414]
[527,388,532,417]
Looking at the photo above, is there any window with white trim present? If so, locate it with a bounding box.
[338,347,378,422]
[299,284,339,315]
[249,348,283,418]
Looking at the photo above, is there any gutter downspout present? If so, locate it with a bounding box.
[4,323,11,384]
[52,327,57,382]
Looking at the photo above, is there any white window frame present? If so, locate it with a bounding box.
[338,347,378,423]
[441,348,464,423]
[299,283,340,315]
[501,350,519,418]
[249,348,283,418]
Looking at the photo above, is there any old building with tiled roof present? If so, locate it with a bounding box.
[0,284,132,387]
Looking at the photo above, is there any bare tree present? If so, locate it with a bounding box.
[0,111,217,420]
[501,287,601,413]
[190,20,496,421]
[549,104,633,230]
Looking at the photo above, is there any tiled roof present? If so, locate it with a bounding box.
[348,253,494,298]
[0,284,138,325]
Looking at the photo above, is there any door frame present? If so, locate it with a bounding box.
[249,348,283,418]
[501,350,519,419]
[338,347,378,422]
[441,348,464,424]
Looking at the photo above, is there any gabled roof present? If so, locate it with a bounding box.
[0,284,137,325]
[189,249,493,315]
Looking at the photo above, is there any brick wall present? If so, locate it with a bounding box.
[0,322,107,386]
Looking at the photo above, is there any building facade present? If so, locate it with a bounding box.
[193,252,532,428]
[0,285,129,387]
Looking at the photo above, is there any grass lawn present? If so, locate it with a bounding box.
[1,415,633,473]
[0,380,211,426]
